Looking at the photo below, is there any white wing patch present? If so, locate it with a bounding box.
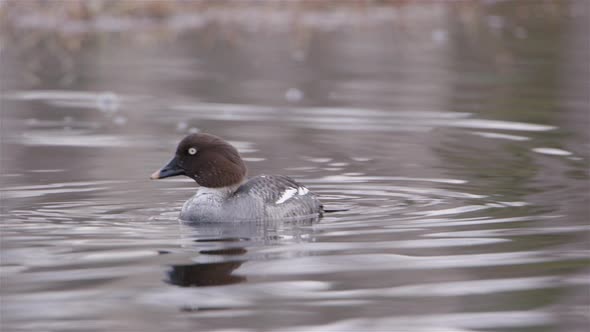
[276,188,297,204]
[276,186,310,204]
[298,187,309,195]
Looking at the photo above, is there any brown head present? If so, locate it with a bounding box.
[150,133,247,188]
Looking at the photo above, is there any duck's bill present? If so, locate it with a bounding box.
[150,156,185,179]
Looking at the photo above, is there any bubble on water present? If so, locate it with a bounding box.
[285,88,303,102]
[291,50,306,62]
[176,121,188,132]
[486,15,504,29]
[514,27,528,39]
[63,116,74,123]
[64,126,72,131]
[26,118,39,126]
[431,29,448,44]
[113,115,127,126]
[532,147,572,156]
[188,127,200,134]
[97,92,119,113]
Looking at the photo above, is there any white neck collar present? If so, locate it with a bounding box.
[195,182,243,199]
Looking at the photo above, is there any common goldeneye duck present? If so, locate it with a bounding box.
[151,133,323,222]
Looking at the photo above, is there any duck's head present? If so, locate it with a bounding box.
[150,133,247,188]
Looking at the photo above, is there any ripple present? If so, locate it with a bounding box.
[315,175,467,185]
[238,251,587,275]
[532,147,573,156]
[380,276,560,297]
[2,181,121,199]
[169,102,557,133]
[470,131,531,141]
[257,238,509,253]
[4,90,117,102]
[276,311,553,331]
[426,225,590,238]
[12,130,141,148]
[2,90,145,108]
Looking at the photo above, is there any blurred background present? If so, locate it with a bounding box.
[1,1,589,331]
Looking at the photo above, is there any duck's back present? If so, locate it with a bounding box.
[180,175,322,222]
[231,175,323,221]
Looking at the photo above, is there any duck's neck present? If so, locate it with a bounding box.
[195,181,243,199]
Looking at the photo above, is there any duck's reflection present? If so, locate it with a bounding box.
[166,220,316,288]
[166,261,245,287]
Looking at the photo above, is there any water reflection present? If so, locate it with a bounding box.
[167,261,246,287]
[167,225,251,287]
[166,220,318,289]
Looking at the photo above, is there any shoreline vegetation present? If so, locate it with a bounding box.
[0,0,575,89]
[1,0,569,36]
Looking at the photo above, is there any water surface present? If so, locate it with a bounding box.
[1,2,589,331]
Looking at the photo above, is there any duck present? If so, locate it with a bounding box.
[150,133,323,222]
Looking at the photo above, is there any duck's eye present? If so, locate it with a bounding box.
[188,147,197,155]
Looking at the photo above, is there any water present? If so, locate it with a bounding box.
[1,2,589,331]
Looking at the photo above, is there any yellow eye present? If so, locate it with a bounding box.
[188,147,197,155]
